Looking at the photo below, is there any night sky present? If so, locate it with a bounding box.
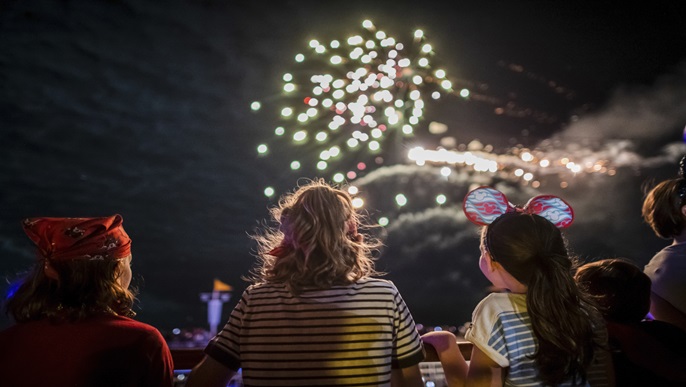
[2,0,686,332]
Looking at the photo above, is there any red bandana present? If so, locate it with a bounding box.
[22,214,132,263]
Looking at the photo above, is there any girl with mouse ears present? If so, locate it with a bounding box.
[422,186,614,387]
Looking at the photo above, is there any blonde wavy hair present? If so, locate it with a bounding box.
[250,179,382,294]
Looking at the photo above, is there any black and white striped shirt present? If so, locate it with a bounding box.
[205,277,425,386]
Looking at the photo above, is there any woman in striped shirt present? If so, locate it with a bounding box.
[187,179,425,387]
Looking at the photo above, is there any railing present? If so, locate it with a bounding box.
[170,341,473,370]
[170,341,473,386]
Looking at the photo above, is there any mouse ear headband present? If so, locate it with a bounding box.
[463,186,574,228]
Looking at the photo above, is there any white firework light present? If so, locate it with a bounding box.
[255,19,626,206]
[255,19,457,187]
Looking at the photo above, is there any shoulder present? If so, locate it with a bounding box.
[473,293,526,317]
[646,244,686,269]
[354,277,402,296]
[640,319,686,346]
[357,277,396,288]
[100,315,166,342]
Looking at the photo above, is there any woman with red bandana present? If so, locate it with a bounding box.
[0,215,174,387]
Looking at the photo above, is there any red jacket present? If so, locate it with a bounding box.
[0,314,174,387]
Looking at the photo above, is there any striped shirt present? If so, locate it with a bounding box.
[205,277,425,386]
[465,293,611,387]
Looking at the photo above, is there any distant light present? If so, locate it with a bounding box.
[290,161,300,170]
[435,69,446,78]
[274,127,285,136]
[283,73,293,82]
[414,29,424,39]
[347,35,363,45]
[369,141,380,151]
[283,83,295,92]
[264,187,275,197]
[378,217,389,226]
[395,194,408,207]
[317,161,327,170]
[172,328,181,335]
[315,132,327,142]
[295,53,305,62]
[250,101,261,111]
[459,88,470,98]
[421,43,432,53]
[429,121,448,134]
[348,185,359,195]
[351,197,364,208]
[440,167,451,177]
[293,130,307,141]
[281,107,293,117]
[436,194,447,205]
[362,20,373,29]
[333,173,345,183]
[521,151,534,162]
[257,144,268,154]
[441,80,452,89]
[330,55,342,64]
[540,159,550,167]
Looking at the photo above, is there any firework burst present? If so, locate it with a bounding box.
[253,20,631,206]
[254,19,459,189]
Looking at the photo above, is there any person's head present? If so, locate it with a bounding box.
[252,179,381,293]
[574,258,651,323]
[4,215,137,322]
[642,178,686,239]
[464,187,597,385]
[481,212,571,288]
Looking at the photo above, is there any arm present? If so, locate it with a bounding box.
[649,291,686,332]
[466,345,503,387]
[421,331,467,386]
[391,364,424,387]
[185,355,237,387]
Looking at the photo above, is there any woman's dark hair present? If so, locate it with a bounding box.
[574,258,651,323]
[484,213,599,385]
[642,178,686,239]
[4,257,136,322]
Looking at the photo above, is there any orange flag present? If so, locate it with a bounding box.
[213,278,233,292]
